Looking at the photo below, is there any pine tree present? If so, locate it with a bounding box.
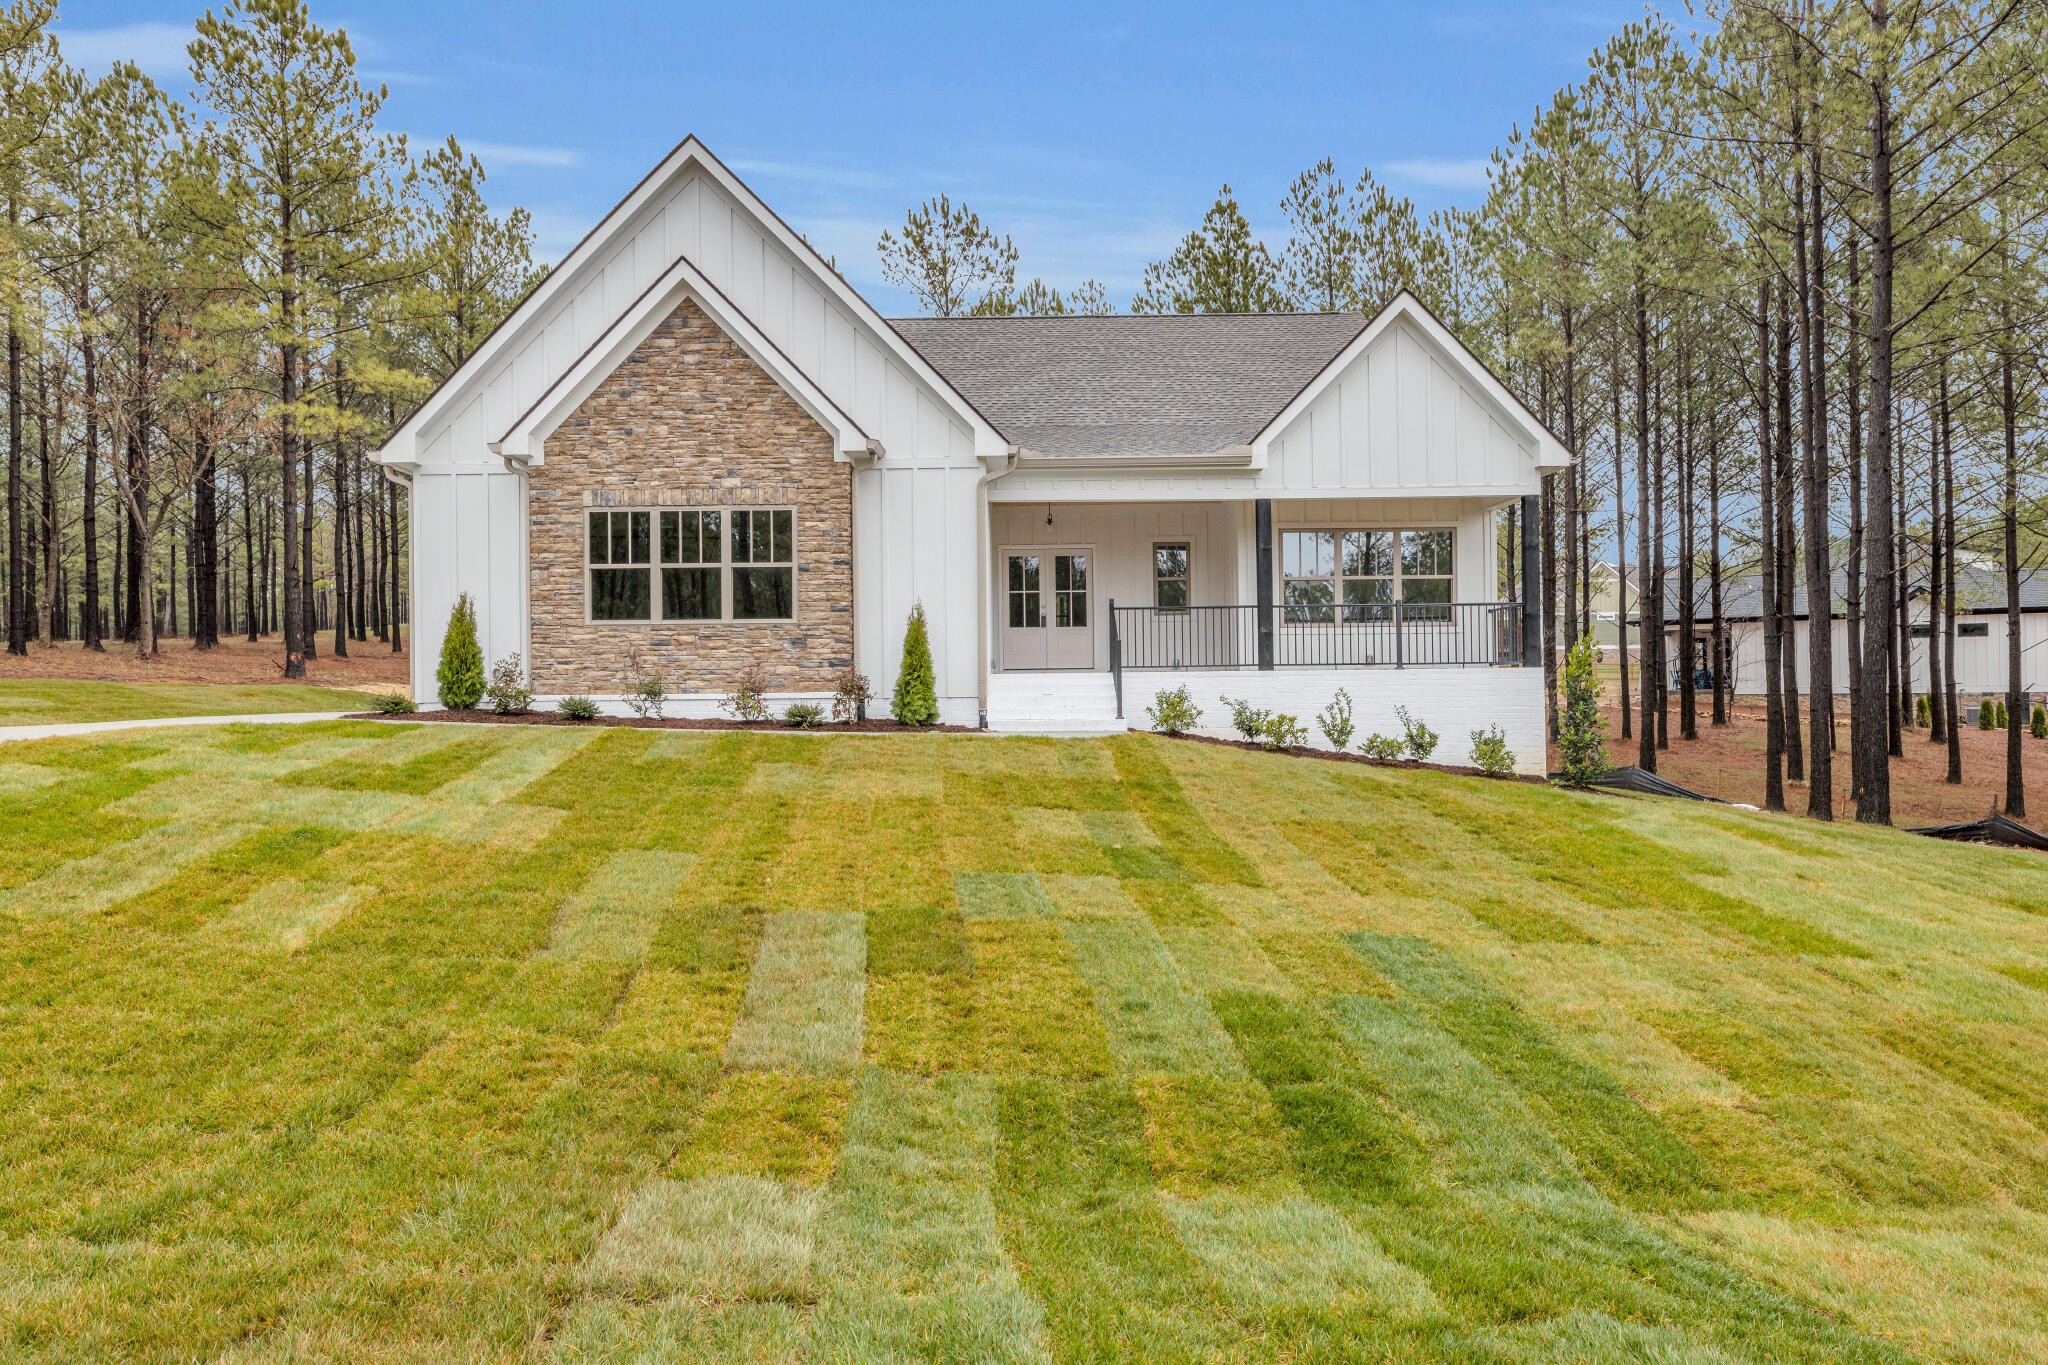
[877,195,1017,317]
[436,592,484,709]
[1133,186,1289,314]
[890,602,938,726]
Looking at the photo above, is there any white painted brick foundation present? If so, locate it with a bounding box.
[1124,667,1547,774]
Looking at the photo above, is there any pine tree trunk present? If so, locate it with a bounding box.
[81,326,102,651]
[1844,238,1863,764]
[1760,280,1785,812]
[2002,345,2025,818]
[38,354,55,647]
[1634,280,1655,770]
[194,429,218,648]
[1855,11,1896,823]
[333,431,349,658]
[1942,381,1961,785]
[1926,369,1945,746]
[1774,284,1802,783]
[6,292,24,657]
[1613,351,1631,740]
[1798,159,1832,816]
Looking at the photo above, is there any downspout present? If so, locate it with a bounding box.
[376,455,418,702]
[976,448,1022,728]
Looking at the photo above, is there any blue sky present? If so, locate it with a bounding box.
[53,1,1635,313]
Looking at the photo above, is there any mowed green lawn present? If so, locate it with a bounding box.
[2,722,2047,1362]
[0,680,386,727]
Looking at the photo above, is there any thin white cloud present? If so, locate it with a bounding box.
[728,158,898,193]
[1383,158,1492,193]
[52,22,191,78]
[462,141,585,171]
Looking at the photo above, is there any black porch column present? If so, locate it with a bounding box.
[1519,494,1541,667]
[1255,498,1275,670]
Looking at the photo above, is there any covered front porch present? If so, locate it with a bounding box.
[985,494,1540,686]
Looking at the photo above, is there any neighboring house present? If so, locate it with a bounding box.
[372,139,1569,769]
[1637,568,2048,698]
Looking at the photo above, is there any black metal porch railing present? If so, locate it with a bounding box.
[1109,601,1526,714]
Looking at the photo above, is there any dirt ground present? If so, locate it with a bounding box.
[0,637,410,693]
[1582,699,2048,828]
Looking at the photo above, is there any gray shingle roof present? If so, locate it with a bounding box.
[887,312,1371,457]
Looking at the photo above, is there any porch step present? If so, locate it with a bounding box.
[985,672,1127,735]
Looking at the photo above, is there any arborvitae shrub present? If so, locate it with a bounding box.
[2032,704,2047,740]
[436,593,485,709]
[1555,635,1609,788]
[1915,694,1932,728]
[891,602,939,725]
[1980,700,1998,731]
[1997,699,2011,729]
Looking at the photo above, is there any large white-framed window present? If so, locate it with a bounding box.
[586,506,796,623]
[1281,528,1453,624]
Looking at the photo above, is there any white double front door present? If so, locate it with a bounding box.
[1000,547,1095,670]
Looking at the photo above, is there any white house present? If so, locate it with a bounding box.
[372,139,1570,770]
[1645,568,2048,701]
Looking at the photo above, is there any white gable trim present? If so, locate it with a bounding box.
[491,253,876,467]
[373,136,1006,466]
[1249,290,1572,473]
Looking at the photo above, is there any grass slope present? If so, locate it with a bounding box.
[1,722,2046,1362]
[0,680,385,726]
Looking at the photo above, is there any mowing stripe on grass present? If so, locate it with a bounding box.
[1,818,256,918]
[1059,917,1247,1077]
[1107,738,1262,885]
[217,878,363,952]
[673,1071,853,1188]
[582,1173,821,1303]
[957,871,1058,919]
[542,849,697,962]
[809,1069,1052,1364]
[725,910,866,1075]
[1157,924,1294,997]
[427,728,596,805]
[1160,1191,1437,1313]
[967,920,1115,1078]
[549,1298,808,1362]
[993,1075,1269,1361]
[1351,932,1717,1209]
[1132,1074,1297,1198]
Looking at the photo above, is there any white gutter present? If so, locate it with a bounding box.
[975,446,1022,725]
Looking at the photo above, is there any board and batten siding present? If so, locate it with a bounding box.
[401,166,987,716]
[1256,318,1535,494]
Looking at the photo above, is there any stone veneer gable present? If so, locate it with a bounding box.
[527,296,852,695]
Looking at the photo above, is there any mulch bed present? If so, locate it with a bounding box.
[1158,730,1549,785]
[351,708,978,733]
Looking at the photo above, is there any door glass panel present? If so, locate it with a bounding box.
[1007,555,1041,629]
[1053,554,1088,628]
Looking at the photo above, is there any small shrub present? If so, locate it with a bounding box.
[1260,713,1308,751]
[1220,695,1270,743]
[722,661,773,723]
[1554,635,1608,788]
[892,603,939,726]
[1147,686,1202,735]
[1980,699,1997,731]
[435,593,485,709]
[1315,689,1355,751]
[484,653,533,715]
[1470,725,1517,778]
[1395,705,1439,762]
[557,695,600,721]
[371,691,417,715]
[831,666,872,724]
[1359,733,1406,761]
[1997,698,2010,729]
[2033,703,2047,740]
[1915,693,1932,728]
[784,702,825,729]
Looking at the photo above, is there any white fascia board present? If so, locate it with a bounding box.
[491,253,874,466]
[372,135,1004,467]
[1248,290,1574,474]
[1013,446,1257,472]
